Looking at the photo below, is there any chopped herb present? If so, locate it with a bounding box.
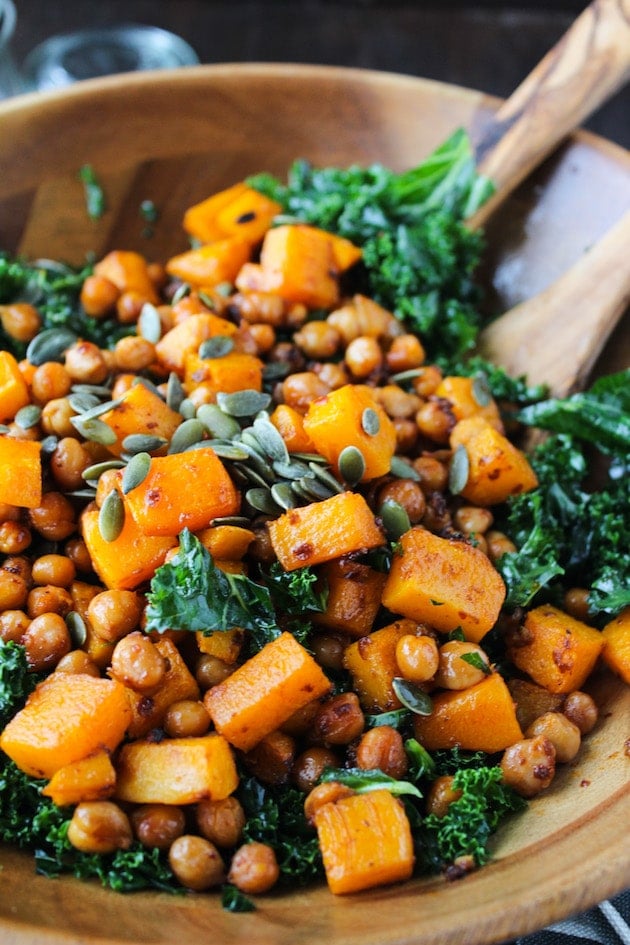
[79,164,106,220]
[460,652,491,674]
[320,767,423,799]
[221,884,256,912]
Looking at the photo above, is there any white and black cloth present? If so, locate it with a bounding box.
[505,890,630,945]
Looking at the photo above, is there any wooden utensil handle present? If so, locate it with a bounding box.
[469,0,630,225]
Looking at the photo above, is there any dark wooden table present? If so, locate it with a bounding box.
[11,0,630,148]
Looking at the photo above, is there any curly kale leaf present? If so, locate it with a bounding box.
[248,130,493,360]
[238,776,323,885]
[0,640,39,728]
[418,766,526,871]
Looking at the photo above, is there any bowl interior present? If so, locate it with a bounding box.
[0,63,628,945]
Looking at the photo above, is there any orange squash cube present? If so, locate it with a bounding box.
[99,382,182,458]
[257,224,341,309]
[269,404,316,453]
[413,672,523,752]
[382,527,506,642]
[184,351,263,396]
[508,604,605,693]
[315,559,387,638]
[0,673,132,779]
[0,437,42,508]
[435,376,503,430]
[42,749,116,806]
[0,350,30,422]
[601,608,630,685]
[343,619,422,711]
[154,312,237,375]
[81,508,176,590]
[314,789,414,895]
[166,237,251,288]
[93,250,159,304]
[268,491,385,572]
[450,416,538,506]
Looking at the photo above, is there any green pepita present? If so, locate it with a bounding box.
[168,418,205,454]
[122,433,168,454]
[472,372,492,407]
[66,611,87,647]
[166,373,185,412]
[98,489,125,542]
[338,445,366,485]
[449,444,470,495]
[68,392,102,414]
[379,499,411,540]
[82,459,126,481]
[207,440,251,462]
[389,455,421,481]
[72,398,121,422]
[198,336,234,360]
[138,302,163,343]
[178,398,197,420]
[272,459,313,481]
[245,488,281,515]
[271,482,299,510]
[216,390,272,417]
[361,407,380,437]
[252,417,289,463]
[392,677,433,716]
[14,404,42,429]
[308,462,344,493]
[121,452,152,494]
[26,327,78,366]
[39,435,59,455]
[71,383,114,397]
[196,404,241,439]
[71,415,118,446]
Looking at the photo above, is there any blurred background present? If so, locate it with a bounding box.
[7,0,630,147]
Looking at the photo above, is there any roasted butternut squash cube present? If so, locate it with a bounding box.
[257,224,341,309]
[184,351,263,396]
[269,404,316,453]
[0,351,30,422]
[155,312,237,375]
[343,618,421,711]
[268,492,385,572]
[314,789,414,895]
[81,508,176,590]
[115,734,238,805]
[204,632,331,751]
[42,749,116,806]
[450,416,538,506]
[99,382,182,458]
[183,182,251,243]
[435,375,503,430]
[123,447,240,537]
[93,250,159,303]
[413,672,523,752]
[508,604,605,694]
[382,527,506,642]
[601,607,630,684]
[315,559,387,638]
[196,628,245,665]
[166,237,251,288]
[303,384,397,481]
[0,437,42,508]
[0,673,131,779]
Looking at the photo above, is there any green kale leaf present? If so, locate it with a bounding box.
[0,639,39,728]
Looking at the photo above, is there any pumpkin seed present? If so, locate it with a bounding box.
[389,368,424,385]
[449,444,470,495]
[392,677,433,716]
[290,480,316,503]
[171,282,191,304]
[0,424,10,434]
[198,336,234,360]
[308,462,344,493]
[98,489,125,542]
[216,390,272,417]
[179,398,197,420]
[196,404,241,439]
[252,416,289,463]
[472,372,492,407]
[72,398,120,422]
[71,415,118,446]
[168,418,206,454]
[14,404,42,429]
[122,433,168,454]
[138,302,162,343]
[68,391,101,414]
[298,477,336,501]
[292,452,326,464]
[233,462,269,489]
[122,451,152,494]
[338,446,366,485]
[272,459,313,481]
[82,459,126,481]
[67,487,98,499]
[211,515,252,527]
[26,326,78,365]
[236,439,276,481]
[389,455,421,482]
[132,376,163,399]
[39,435,59,455]
[379,499,411,540]
[207,440,251,462]
[166,373,185,412]
[262,361,291,381]
[66,611,87,648]
[361,407,380,437]
[271,482,299,510]
[214,282,233,298]
[71,383,113,398]
[245,488,281,515]
[198,291,217,311]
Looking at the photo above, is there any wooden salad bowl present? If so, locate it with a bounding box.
[0,62,628,945]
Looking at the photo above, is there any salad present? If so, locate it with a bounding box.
[0,130,628,908]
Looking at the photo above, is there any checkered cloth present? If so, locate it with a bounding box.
[508,890,630,945]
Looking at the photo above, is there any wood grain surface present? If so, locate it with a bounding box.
[0,63,628,945]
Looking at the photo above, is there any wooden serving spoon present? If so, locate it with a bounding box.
[468,0,630,228]
[477,208,630,396]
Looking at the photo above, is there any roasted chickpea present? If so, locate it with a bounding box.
[116,290,147,324]
[303,781,354,824]
[310,692,365,746]
[80,274,120,317]
[67,802,132,854]
[228,842,279,895]
[196,654,233,690]
[0,609,30,643]
[435,640,490,690]
[27,584,73,618]
[563,587,591,622]
[31,554,76,588]
[244,730,297,785]
[344,336,383,378]
[50,437,92,491]
[375,384,421,419]
[355,725,408,779]
[293,321,341,359]
[55,649,100,676]
[454,506,494,536]
[393,418,418,454]
[395,633,439,683]
[0,570,29,610]
[131,804,186,849]
[0,302,42,342]
[281,371,330,412]
[196,796,246,848]
[168,835,225,891]
[291,747,339,793]
[562,690,598,735]
[247,322,276,355]
[114,336,156,372]
[87,589,143,642]
[65,536,94,573]
[0,520,31,554]
[64,340,109,384]
[411,364,443,397]
[485,530,517,562]
[310,632,347,672]
[28,492,76,541]
[526,711,581,763]
[378,479,426,524]
[425,775,463,817]
[385,333,425,372]
[31,362,72,404]
[2,554,32,584]
[415,399,454,444]
[312,360,349,390]
[40,397,77,437]
[110,631,167,692]
[22,612,71,672]
[500,735,556,797]
[412,454,449,493]
[163,699,211,738]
